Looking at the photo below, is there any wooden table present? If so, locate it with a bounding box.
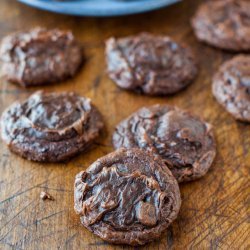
[0,1,249,249]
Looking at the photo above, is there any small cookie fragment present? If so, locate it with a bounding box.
[40,191,54,201]
[212,55,250,122]
[105,33,197,95]
[192,0,250,51]
[113,105,216,183]
[74,148,181,246]
[0,91,104,162]
[0,27,83,87]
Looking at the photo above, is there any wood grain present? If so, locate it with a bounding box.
[0,0,249,249]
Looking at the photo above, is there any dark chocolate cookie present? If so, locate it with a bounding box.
[212,55,250,122]
[113,105,216,183]
[74,148,181,246]
[192,0,250,51]
[0,27,83,87]
[0,91,104,162]
[105,33,197,95]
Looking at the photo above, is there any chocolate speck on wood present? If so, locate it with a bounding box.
[0,0,249,249]
[40,191,54,201]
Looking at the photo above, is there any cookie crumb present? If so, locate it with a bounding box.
[40,191,54,201]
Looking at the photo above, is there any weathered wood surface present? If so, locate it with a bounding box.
[0,1,249,249]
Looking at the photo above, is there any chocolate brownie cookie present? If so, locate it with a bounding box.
[0,27,83,87]
[212,55,250,122]
[105,33,197,95]
[74,148,181,246]
[113,105,216,183]
[0,91,104,162]
[192,0,250,51]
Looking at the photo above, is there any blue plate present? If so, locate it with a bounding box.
[18,0,181,17]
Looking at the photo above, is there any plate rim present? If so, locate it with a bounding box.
[18,0,181,17]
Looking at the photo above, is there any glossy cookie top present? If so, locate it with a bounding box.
[0,27,83,86]
[192,0,250,51]
[74,148,181,246]
[1,91,104,162]
[213,55,250,122]
[106,33,197,95]
[113,105,216,182]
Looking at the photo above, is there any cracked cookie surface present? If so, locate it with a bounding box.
[74,148,181,246]
[1,91,104,162]
[0,27,83,87]
[192,0,250,51]
[212,55,250,122]
[113,105,216,182]
[105,33,197,95]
